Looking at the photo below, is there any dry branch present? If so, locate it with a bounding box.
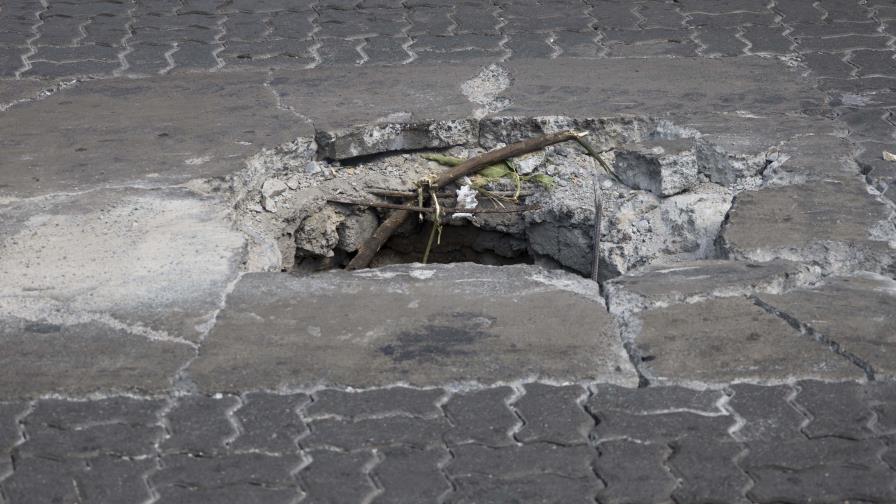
[328,198,539,214]
[345,130,583,271]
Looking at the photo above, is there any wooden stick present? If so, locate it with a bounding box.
[345,130,582,270]
[328,198,538,214]
[429,131,583,189]
[591,174,602,284]
[368,189,532,199]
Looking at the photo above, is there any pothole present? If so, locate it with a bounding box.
[229,115,778,282]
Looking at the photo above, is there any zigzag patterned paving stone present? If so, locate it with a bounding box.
[161,395,239,455]
[726,384,804,442]
[307,387,444,419]
[444,387,518,447]
[231,392,309,454]
[299,449,378,503]
[513,384,591,445]
[593,440,677,504]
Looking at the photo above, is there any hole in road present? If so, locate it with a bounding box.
[234,115,775,282]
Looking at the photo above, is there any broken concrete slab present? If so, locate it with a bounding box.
[632,297,865,386]
[496,57,826,118]
[315,119,478,160]
[0,188,246,343]
[605,259,813,314]
[270,63,481,138]
[756,273,896,380]
[0,71,307,198]
[764,134,858,186]
[613,139,699,197]
[0,317,192,399]
[719,177,896,275]
[188,263,638,390]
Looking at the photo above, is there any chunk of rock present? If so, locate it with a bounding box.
[295,206,344,257]
[261,179,289,212]
[613,140,698,197]
[719,178,895,275]
[315,120,478,160]
[337,210,379,253]
[605,259,811,314]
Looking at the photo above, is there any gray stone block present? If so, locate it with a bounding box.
[299,449,377,503]
[375,446,451,503]
[231,392,309,454]
[3,456,154,504]
[727,384,804,441]
[444,387,518,447]
[307,387,444,419]
[514,384,591,445]
[669,435,751,504]
[189,265,637,390]
[635,297,863,385]
[447,443,598,480]
[316,119,478,160]
[162,395,239,455]
[592,410,733,443]
[613,139,699,197]
[449,473,600,504]
[758,274,896,380]
[590,384,726,415]
[594,439,676,504]
[795,380,874,439]
[304,416,451,450]
[154,452,303,488]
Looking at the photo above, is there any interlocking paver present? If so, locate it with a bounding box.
[513,384,592,445]
[795,380,875,439]
[374,446,451,503]
[231,392,309,454]
[592,384,725,414]
[743,437,896,503]
[161,395,239,455]
[668,435,751,504]
[304,415,452,450]
[2,456,154,504]
[594,439,676,504]
[20,397,162,458]
[801,51,856,78]
[299,449,377,503]
[443,387,518,447]
[727,384,805,441]
[307,387,443,419]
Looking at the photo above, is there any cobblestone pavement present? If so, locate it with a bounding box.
[3,1,896,503]
[1,382,895,503]
[1,0,896,195]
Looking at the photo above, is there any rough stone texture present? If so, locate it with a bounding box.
[727,384,804,442]
[613,139,699,196]
[513,383,591,445]
[231,392,309,454]
[720,178,895,275]
[306,387,444,419]
[444,387,517,447]
[633,297,865,385]
[605,259,810,314]
[757,273,896,380]
[0,72,307,198]
[162,395,240,455]
[0,188,244,398]
[3,3,896,500]
[189,263,638,389]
